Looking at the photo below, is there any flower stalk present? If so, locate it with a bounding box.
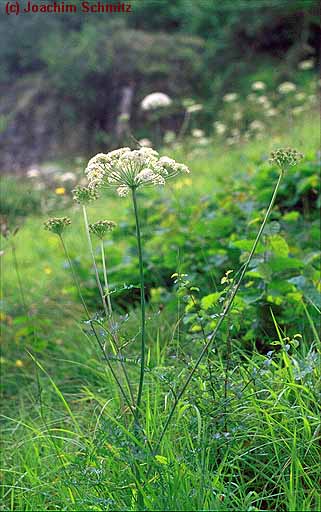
[131,187,146,419]
[82,205,109,318]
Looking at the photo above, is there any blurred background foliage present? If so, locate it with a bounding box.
[0,0,319,170]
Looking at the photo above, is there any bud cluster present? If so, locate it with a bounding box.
[89,220,117,239]
[269,148,304,170]
[44,217,71,235]
[72,185,99,204]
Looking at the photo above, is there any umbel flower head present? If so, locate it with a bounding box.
[85,147,190,197]
[269,148,304,171]
[141,92,172,111]
[44,217,71,235]
[72,185,99,204]
[89,220,117,239]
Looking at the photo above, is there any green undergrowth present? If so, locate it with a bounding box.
[1,113,320,511]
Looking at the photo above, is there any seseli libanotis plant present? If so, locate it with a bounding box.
[85,147,190,424]
[44,147,303,501]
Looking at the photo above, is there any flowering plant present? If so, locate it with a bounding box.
[85,147,190,197]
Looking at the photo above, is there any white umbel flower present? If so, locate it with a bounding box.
[223,93,238,102]
[251,81,266,91]
[141,92,172,111]
[265,108,279,117]
[278,82,296,94]
[192,129,205,138]
[249,120,265,131]
[298,59,314,70]
[214,122,227,135]
[27,168,40,178]
[85,147,189,197]
[138,138,152,147]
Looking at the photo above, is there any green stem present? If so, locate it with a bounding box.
[82,205,109,318]
[132,188,146,417]
[101,240,113,317]
[148,169,284,464]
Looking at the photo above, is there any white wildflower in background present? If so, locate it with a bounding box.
[214,122,227,135]
[197,137,209,146]
[118,113,130,123]
[27,168,41,178]
[251,81,266,91]
[186,103,203,113]
[60,172,76,182]
[295,92,306,101]
[278,82,296,94]
[265,108,279,117]
[257,96,270,107]
[226,137,237,145]
[292,106,305,116]
[141,92,172,111]
[231,128,240,137]
[85,147,190,197]
[307,94,316,103]
[192,129,205,138]
[138,138,152,148]
[298,59,314,70]
[233,111,243,121]
[223,93,238,102]
[163,130,176,144]
[249,120,265,131]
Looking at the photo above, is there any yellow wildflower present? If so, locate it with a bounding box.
[55,187,65,195]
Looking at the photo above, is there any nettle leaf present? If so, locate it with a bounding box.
[269,280,294,295]
[268,235,289,257]
[201,292,221,310]
[269,256,303,273]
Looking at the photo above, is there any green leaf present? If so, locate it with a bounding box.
[269,256,303,273]
[268,235,289,257]
[201,292,221,310]
[232,239,265,253]
[282,211,299,222]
